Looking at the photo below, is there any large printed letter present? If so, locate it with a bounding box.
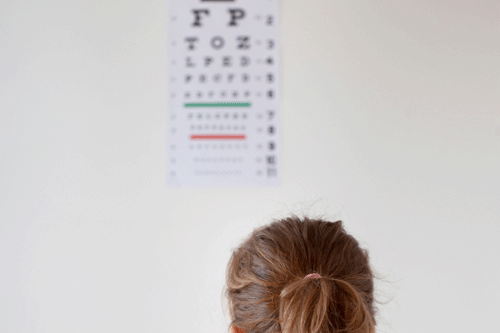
[192,9,210,27]
[228,9,245,26]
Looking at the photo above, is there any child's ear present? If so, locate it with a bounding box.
[231,327,245,333]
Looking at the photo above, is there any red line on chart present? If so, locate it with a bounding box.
[190,135,246,140]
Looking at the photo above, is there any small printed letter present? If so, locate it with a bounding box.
[211,36,225,50]
[185,37,199,50]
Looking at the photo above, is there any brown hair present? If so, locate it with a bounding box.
[225,216,376,333]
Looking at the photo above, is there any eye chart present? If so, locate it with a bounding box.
[167,0,281,187]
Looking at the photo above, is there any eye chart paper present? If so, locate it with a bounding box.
[167,0,281,187]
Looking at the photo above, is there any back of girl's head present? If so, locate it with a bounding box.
[225,216,376,333]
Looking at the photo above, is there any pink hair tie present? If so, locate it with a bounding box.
[304,273,322,279]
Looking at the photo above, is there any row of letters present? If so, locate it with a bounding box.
[183,36,275,51]
[182,90,276,99]
[184,56,274,67]
[190,9,274,27]
[183,73,275,83]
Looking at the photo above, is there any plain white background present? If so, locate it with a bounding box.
[1,0,499,332]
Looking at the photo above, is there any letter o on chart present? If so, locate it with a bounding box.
[211,36,225,49]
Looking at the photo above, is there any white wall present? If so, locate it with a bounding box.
[1,1,499,332]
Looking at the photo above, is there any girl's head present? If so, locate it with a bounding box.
[225,216,376,333]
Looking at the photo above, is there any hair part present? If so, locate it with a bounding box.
[226,216,376,333]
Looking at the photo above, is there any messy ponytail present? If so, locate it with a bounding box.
[280,276,374,333]
[226,217,376,333]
